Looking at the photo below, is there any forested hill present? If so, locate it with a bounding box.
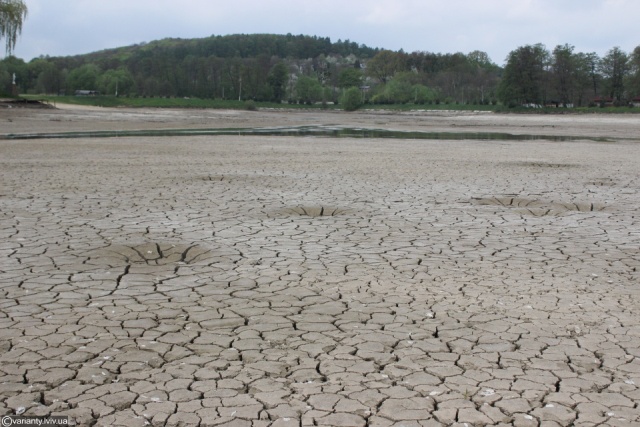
[4,33,502,104]
[4,33,386,102]
[79,33,379,63]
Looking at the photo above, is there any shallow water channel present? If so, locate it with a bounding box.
[4,125,614,142]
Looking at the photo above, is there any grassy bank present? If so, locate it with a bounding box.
[24,95,293,110]
[22,95,640,114]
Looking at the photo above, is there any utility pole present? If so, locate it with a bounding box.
[238,76,242,101]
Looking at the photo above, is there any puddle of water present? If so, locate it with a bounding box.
[4,125,614,142]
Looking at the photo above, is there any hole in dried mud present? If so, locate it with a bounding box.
[502,161,579,168]
[472,197,539,208]
[270,206,352,218]
[87,243,215,266]
[586,178,616,186]
[198,174,291,189]
[471,197,608,215]
[201,174,264,182]
[202,175,234,182]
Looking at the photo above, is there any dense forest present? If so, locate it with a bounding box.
[1,33,639,108]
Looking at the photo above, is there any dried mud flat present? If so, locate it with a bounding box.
[1,107,640,426]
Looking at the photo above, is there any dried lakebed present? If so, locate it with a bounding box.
[0,109,639,426]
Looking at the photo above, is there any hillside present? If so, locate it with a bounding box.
[2,33,503,105]
[4,33,389,101]
[2,33,636,107]
[78,33,379,63]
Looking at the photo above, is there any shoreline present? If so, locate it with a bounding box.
[3,103,640,140]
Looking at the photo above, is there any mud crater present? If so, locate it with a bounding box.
[87,243,214,266]
[471,196,608,216]
[202,174,254,182]
[503,161,579,168]
[269,206,353,218]
[586,178,616,186]
[200,174,291,189]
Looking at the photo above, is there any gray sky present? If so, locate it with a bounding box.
[9,0,640,65]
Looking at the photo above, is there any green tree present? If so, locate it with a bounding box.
[0,54,25,91]
[0,0,27,55]
[581,52,601,99]
[413,84,436,104]
[369,72,436,104]
[338,68,362,88]
[628,46,640,98]
[295,75,322,103]
[498,44,550,106]
[97,68,135,96]
[267,61,288,102]
[465,50,500,104]
[366,50,406,83]
[141,77,160,96]
[600,46,629,101]
[467,50,493,67]
[572,52,599,106]
[66,63,101,92]
[29,58,62,94]
[550,44,577,105]
[0,59,10,93]
[341,86,363,111]
[371,78,413,104]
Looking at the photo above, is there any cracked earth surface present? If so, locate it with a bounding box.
[1,108,640,426]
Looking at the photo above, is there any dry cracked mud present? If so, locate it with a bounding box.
[1,107,639,426]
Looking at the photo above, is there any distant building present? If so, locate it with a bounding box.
[544,100,574,108]
[631,97,640,107]
[593,97,614,107]
[75,90,100,96]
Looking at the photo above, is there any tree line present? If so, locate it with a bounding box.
[1,33,640,108]
[498,43,640,107]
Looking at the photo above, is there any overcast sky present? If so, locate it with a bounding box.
[9,0,640,65]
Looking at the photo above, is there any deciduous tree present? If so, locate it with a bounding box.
[0,0,27,55]
[498,44,550,106]
[98,68,135,96]
[267,61,288,102]
[66,63,101,92]
[29,58,62,94]
[628,46,640,98]
[295,75,322,103]
[550,44,576,106]
[599,47,629,101]
[341,86,362,111]
[366,50,406,83]
[338,68,362,88]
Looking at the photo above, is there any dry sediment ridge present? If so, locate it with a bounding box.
[0,107,639,426]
